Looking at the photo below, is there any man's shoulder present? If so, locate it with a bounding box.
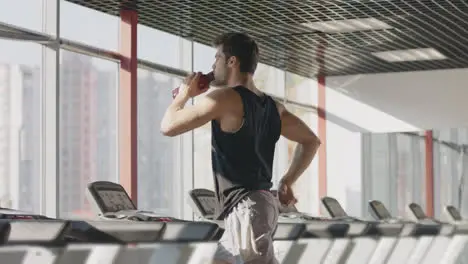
[202,88,243,118]
[205,87,243,106]
[206,87,238,100]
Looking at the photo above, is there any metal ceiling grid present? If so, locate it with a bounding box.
[65,0,468,78]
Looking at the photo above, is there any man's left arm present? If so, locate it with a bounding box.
[160,89,229,137]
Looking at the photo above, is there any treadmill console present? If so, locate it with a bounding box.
[321,197,348,218]
[445,205,462,221]
[188,189,218,220]
[86,181,136,214]
[86,181,180,222]
[368,200,393,220]
[408,203,427,220]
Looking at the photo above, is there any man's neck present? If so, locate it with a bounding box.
[227,74,258,93]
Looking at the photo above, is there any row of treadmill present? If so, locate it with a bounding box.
[0,180,467,263]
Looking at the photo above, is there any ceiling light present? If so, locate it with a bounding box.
[301,18,392,33]
[371,48,447,62]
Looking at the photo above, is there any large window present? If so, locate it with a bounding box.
[137,68,185,218]
[394,133,426,217]
[193,94,215,191]
[362,132,425,219]
[433,128,468,219]
[193,43,216,73]
[253,63,285,97]
[284,72,319,214]
[0,0,43,33]
[192,44,216,200]
[138,25,192,71]
[286,72,316,106]
[193,44,213,191]
[60,1,119,51]
[59,50,118,218]
[0,40,42,213]
[284,106,318,214]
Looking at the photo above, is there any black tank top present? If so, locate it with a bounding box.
[211,86,281,220]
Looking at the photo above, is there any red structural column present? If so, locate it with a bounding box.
[425,130,434,217]
[316,33,327,207]
[317,76,327,202]
[119,9,138,206]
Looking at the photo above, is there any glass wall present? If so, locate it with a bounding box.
[254,63,285,98]
[433,128,468,219]
[138,25,192,71]
[58,50,118,218]
[0,1,324,219]
[137,68,185,217]
[285,106,319,214]
[193,97,215,191]
[362,132,426,219]
[0,40,42,212]
[286,72,317,106]
[284,72,319,214]
[60,1,119,51]
[361,128,468,221]
[0,0,44,33]
[193,43,216,192]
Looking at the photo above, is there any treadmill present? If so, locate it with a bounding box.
[322,197,452,264]
[320,196,404,237]
[368,200,438,224]
[85,181,221,243]
[86,181,187,222]
[405,203,468,263]
[367,200,459,263]
[444,205,464,223]
[188,189,353,263]
[406,202,443,224]
[188,188,326,224]
[437,205,468,263]
[323,197,456,237]
[321,196,363,222]
[368,200,450,234]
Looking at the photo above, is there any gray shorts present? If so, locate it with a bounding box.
[213,191,279,264]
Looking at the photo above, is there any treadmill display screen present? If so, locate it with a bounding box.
[198,196,217,216]
[323,198,347,217]
[447,206,462,220]
[409,204,426,219]
[97,190,136,213]
[371,201,392,219]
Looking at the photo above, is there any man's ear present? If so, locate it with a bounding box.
[227,56,237,67]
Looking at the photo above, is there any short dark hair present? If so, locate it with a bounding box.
[213,32,259,74]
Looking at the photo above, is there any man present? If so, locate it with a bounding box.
[161,32,320,264]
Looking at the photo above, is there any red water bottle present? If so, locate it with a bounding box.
[172,72,214,99]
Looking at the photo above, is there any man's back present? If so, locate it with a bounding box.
[211,86,281,220]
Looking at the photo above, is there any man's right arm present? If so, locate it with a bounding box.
[277,103,321,186]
